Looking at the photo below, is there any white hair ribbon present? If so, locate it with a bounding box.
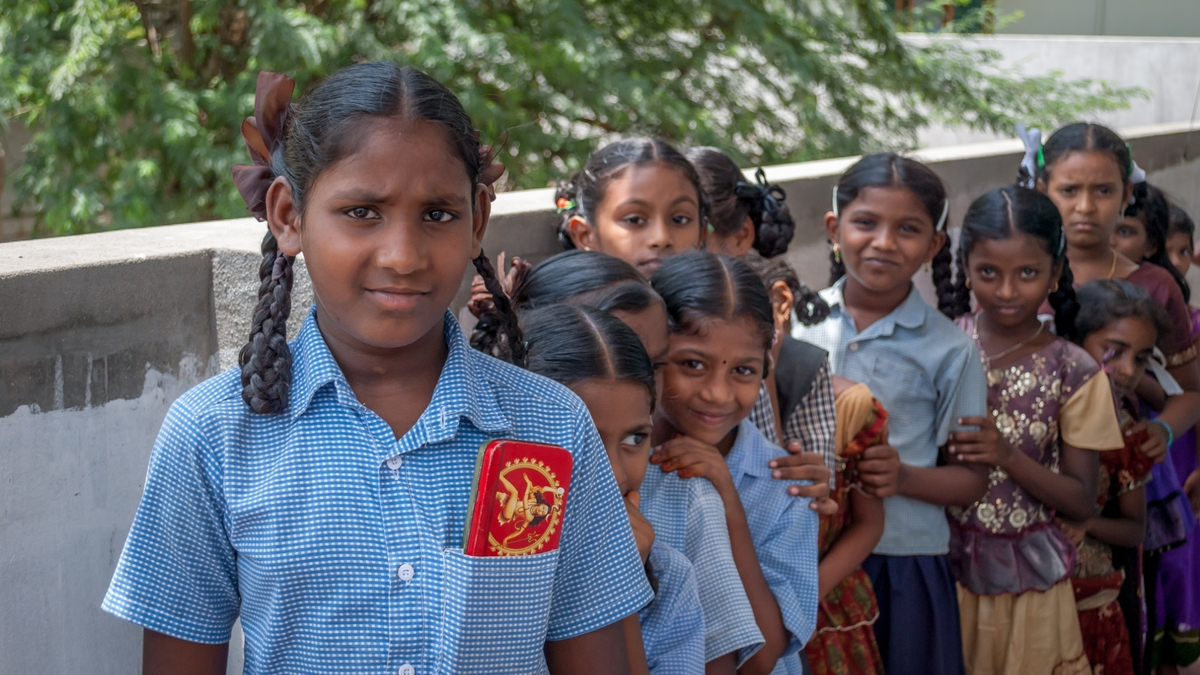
[1016,123,1042,189]
[831,183,840,217]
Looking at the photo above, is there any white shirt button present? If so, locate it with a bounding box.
[398,664,415,675]
[386,455,403,470]
[397,563,415,582]
[848,342,859,352]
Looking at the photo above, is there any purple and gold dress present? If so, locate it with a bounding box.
[951,317,1124,675]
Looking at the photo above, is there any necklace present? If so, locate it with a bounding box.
[972,314,1045,370]
[1106,250,1117,279]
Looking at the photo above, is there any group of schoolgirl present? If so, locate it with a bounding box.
[98,60,1200,675]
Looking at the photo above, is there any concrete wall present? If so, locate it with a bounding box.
[995,0,1200,37]
[915,34,1200,147]
[2,121,1199,674]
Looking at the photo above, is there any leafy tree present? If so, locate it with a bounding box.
[1,0,1138,236]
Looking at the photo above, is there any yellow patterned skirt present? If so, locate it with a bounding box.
[958,580,1092,675]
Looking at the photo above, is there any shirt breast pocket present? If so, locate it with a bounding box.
[437,548,559,675]
[867,355,933,416]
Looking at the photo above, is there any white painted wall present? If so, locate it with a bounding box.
[995,0,1200,37]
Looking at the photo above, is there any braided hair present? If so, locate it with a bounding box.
[829,153,954,313]
[235,62,521,413]
[949,185,1081,341]
[741,250,831,326]
[554,138,710,249]
[1125,183,1190,303]
[686,147,796,258]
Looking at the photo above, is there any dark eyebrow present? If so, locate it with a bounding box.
[327,189,470,207]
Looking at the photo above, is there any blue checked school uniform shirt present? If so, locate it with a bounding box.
[102,308,653,675]
[792,279,988,556]
[724,418,820,675]
[639,540,705,675]
[639,468,765,665]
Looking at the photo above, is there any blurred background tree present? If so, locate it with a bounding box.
[0,0,1138,236]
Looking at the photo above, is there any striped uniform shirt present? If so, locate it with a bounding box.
[102,309,653,675]
[792,279,987,556]
[639,540,705,675]
[639,468,765,665]
[725,419,821,675]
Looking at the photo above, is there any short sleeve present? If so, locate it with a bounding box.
[545,411,654,641]
[1060,372,1124,450]
[685,480,765,664]
[933,340,988,446]
[752,492,820,658]
[640,542,706,675]
[101,400,240,643]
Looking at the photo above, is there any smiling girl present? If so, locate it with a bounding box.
[650,252,820,675]
[101,64,652,675]
[792,152,989,675]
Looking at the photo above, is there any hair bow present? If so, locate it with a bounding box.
[1015,123,1042,189]
[736,168,786,215]
[230,72,296,221]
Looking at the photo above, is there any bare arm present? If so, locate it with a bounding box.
[1084,486,1146,549]
[546,620,630,675]
[621,614,650,675]
[1156,361,1200,437]
[816,488,884,599]
[143,630,228,675]
[897,461,988,507]
[706,653,738,675]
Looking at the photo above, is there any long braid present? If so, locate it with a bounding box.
[1048,257,1081,343]
[932,235,958,318]
[239,230,295,414]
[472,250,526,367]
[947,246,972,319]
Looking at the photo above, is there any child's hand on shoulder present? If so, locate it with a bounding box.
[773,441,837,515]
[624,491,656,564]
[857,444,902,498]
[949,416,1016,468]
[651,436,734,489]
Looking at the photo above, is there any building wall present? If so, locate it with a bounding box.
[2,122,1198,674]
[995,0,1200,37]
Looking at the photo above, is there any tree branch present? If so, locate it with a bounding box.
[131,0,161,59]
[178,0,195,70]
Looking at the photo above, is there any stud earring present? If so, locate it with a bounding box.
[965,279,972,290]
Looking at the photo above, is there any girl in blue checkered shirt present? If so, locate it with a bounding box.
[103,62,654,675]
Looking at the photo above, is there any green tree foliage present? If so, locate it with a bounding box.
[1,0,1138,236]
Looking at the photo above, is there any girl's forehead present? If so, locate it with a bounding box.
[845,186,932,223]
[313,118,473,199]
[672,314,765,348]
[604,161,699,205]
[969,230,1052,261]
[1047,150,1124,184]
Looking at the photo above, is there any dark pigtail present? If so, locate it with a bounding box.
[829,247,846,287]
[1048,258,1081,342]
[471,251,527,368]
[946,246,972,320]
[742,250,831,326]
[932,236,957,319]
[686,147,795,258]
[239,230,295,414]
[555,138,710,250]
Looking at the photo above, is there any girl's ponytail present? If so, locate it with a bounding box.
[240,231,295,414]
[738,168,795,258]
[470,252,527,367]
[932,236,959,319]
[945,247,972,320]
[742,250,831,326]
[1048,258,1080,343]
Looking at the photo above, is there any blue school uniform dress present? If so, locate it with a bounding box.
[640,468,766,665]
[102,309,653,675]
[639,540,706,675]
[725,418,821,675]
[793,279,987,675]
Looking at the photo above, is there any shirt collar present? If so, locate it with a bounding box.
[824,277,928,336]
[288,308,512,438]
[724,418,774,484]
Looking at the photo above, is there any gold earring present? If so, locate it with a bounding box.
[1051,283,1059,292]
[832,243,842,263]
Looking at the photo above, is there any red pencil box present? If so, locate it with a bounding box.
[463,439,573,557]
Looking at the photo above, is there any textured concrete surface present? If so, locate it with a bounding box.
[2,125,1198,674]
